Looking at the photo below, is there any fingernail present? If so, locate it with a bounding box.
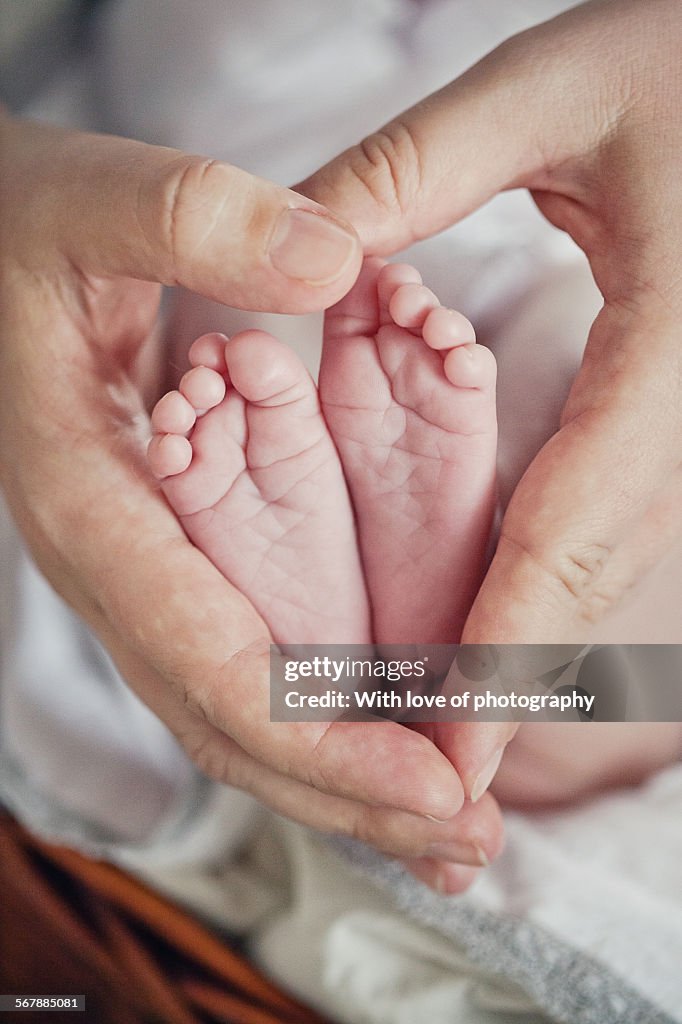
[269,209,358,284]
[470,746,504,803]
[473,843,490,867]
[434,863,479,896]
[424,813,452,824]
[426,842,489,867]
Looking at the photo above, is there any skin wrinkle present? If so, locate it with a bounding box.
[133,174,161,277]
[325,312,378,334]
[380,403,407,445]
[188,732,238,785]
[242,379,310,408]
[355,130,414,223]
[51,257,108,340]
[499,523,623,619]
[183,160,231,261]
[251,462,333,507]
[577,587,623,626]
[305,724,350,796]
[247,433,330,475]
[186,468,354,613]
[391,437,470,464]
[496,532,576,607]
[631,259,682,319]
[261,589,348,629]
[267,468,338,509]
[379,119,425,220]
[194,642,270,735]
[164,157,214,285]
[558,543,613,602]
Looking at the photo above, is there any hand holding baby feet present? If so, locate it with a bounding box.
[146,326,494,868]
[148,265,505,890]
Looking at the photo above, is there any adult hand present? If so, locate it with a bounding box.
[0,116,503,886]
[301,0,682,792]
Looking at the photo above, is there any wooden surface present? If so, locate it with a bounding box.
[0,812,328,1024]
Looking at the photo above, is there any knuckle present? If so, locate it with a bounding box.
[186,638,268,725]
[180,680,211,720]
[555,543,612,601]
[175,665,226,726]
[503,529,621,624]
[304,735,339,797]
[343,806,385,849]
[183,729,234,784]
[352,120,423,224]
[345,806,422,858]
[576,582,625,624]
[145,155,226,284]
[550,542,626,624]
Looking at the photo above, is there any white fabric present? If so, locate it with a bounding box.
[131,765,682,1024]
[0,502,259,861]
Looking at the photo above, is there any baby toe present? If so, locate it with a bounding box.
[389,282,440,331]
[226,330,312,406]
[423,306,476,350]
[179,365,227,412]
[377,262,422,312]
[151,390,197,435]
[188,332,229,372]
[444,343,497,390]
[147,433,193,478]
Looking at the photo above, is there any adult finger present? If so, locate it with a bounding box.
[0,118,362,314]
[298,3,606,252]
[111,639,503,870]
[439,316,679,788]
[464,307,682,642]
[300,1,678,256]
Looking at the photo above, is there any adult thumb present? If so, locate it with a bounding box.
[298,2,620,253]
[2,118,362,314]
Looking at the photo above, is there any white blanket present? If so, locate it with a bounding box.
[124,772,682,1024]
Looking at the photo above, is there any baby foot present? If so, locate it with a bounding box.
[320,260,497,644]
[148,330,370,644]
